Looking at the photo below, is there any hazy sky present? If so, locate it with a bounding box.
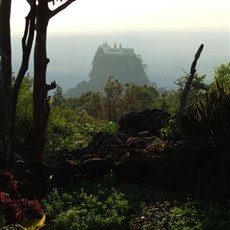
[11,0,229,35]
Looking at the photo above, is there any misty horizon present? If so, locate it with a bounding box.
[11,30,229,92]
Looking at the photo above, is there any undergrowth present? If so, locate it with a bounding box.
[42,177,230,230]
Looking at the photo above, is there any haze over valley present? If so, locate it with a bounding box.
[11,30,229,92]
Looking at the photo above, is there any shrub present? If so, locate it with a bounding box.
[0,172,18,192]
[0,172,44,227]
[42,185,130,230]
[46,105,117,155]
[0,192,43,225]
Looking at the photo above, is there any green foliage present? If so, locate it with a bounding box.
[0,214,6,228]
[122,83,159,112]
[15,74,33,143]
[213,61,230,88]
[52,85,65,107]
[103,78,159,121]
[159,118,179,142]
[168,201,230,230]
[131,200,230,230]
[46,102,117,154]
[155,90,180,115]
[193,78,230,133]
[65,78,160,122]
[42,183,130,230]
[175,73,207,107]
[169,202,203,229]
[42,178,230,230]
[103,76,124,121]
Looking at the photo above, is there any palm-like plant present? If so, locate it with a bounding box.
[193,78,230,134]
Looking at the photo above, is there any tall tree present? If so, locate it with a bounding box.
[0,0,12,168]
[24,0,76,160]
[1,0,76,167]
[6,0,36,167]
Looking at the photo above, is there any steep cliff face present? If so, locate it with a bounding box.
[89,43,149,85]
[65,43,150,97]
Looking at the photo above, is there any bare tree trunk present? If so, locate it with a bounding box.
[8,1,36,165]
[0,0,12,168]
[179,44,204,113]
[23,0,75,160]
[29,1,50,160]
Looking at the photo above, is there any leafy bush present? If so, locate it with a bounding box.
[0,172,18,192]
[193,78,230,134]
[45,104,117,155]
[159,118,179,143]
[42,185,130,230]
[0,172,44,228]
[0,192,44,226]
[42,177,230,230]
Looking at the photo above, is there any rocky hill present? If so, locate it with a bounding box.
[65,42,150,97]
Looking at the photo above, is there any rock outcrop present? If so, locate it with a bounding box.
[65,42,150,97]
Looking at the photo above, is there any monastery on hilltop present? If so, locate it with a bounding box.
[100,42,135,56]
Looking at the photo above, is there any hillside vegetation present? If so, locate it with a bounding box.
[1,61,230,229]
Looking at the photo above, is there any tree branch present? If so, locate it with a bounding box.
[49,0,76,19]
[46,81,57,91]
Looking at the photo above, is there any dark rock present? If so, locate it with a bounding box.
[51,159,79,186]
[80,154,100,161]
[76,158,111,179]
[141,110,170,135]
[137,131,153,137]
[56,153,76,161]
[118,111,147,131]
[126,136,156,149]
[13,160,48,175]
[117,128,139,139]
[90,132,122,147]
[118,108,171,137]
[113,157,140,181]
[140,157,165,182]
[113,156,164,182]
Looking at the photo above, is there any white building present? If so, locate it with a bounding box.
[100,42,135,56]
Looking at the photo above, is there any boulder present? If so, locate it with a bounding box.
[118,108,171,137]
[76,158,111,179]
[51,159,79,186]
[113,155,164,182]
[13,160,48,176]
